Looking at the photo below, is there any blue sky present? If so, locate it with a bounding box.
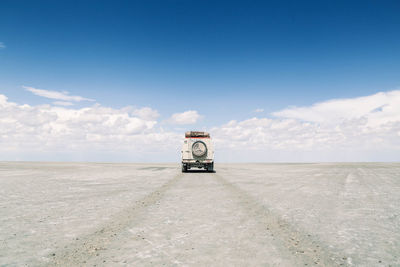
[1,0,400,161]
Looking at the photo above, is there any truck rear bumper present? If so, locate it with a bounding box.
[182,159,213,169]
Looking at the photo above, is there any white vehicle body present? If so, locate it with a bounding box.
[181,131,214,172]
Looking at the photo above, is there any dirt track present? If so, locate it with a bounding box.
[1,162,399,266]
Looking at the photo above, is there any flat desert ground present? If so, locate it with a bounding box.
[0,162,399,266]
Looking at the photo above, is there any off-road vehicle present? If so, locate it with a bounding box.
[181,131,214,172]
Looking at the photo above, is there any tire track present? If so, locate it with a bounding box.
[48,172,183,266]
[213,173,345,266]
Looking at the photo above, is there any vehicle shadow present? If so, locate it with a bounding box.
[184,169,216,173]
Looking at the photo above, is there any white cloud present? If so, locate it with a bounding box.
[272,90,400,127]
[168,110,202,125]
[0,42,5,49]
[254,108,264,113]
[53,101,74,106]
[0,94,182,161]
[132,107,159,120]
[211,90,400,161]
[24,86,95,102]
[211,117,400,161]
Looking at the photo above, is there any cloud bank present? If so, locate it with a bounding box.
[1,89,400,161]
[0,94,180,161]
[212,90,400,161]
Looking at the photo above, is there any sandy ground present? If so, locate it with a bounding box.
[0,162,399,266]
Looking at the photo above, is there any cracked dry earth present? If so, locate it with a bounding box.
[0,162,399,266]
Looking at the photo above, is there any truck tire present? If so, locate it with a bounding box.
[182,164,187,173]
[207,163,214,172]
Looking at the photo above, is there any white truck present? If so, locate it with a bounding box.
[181,131,214,172]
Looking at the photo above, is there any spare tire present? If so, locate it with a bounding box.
[192,141,207,157]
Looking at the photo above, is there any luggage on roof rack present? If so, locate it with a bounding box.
[185,131,210,138]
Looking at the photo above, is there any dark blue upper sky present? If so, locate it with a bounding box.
[1,0,400,126]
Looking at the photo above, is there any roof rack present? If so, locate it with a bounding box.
[185,131,210,138]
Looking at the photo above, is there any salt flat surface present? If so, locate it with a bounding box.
[0,162,399,266]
